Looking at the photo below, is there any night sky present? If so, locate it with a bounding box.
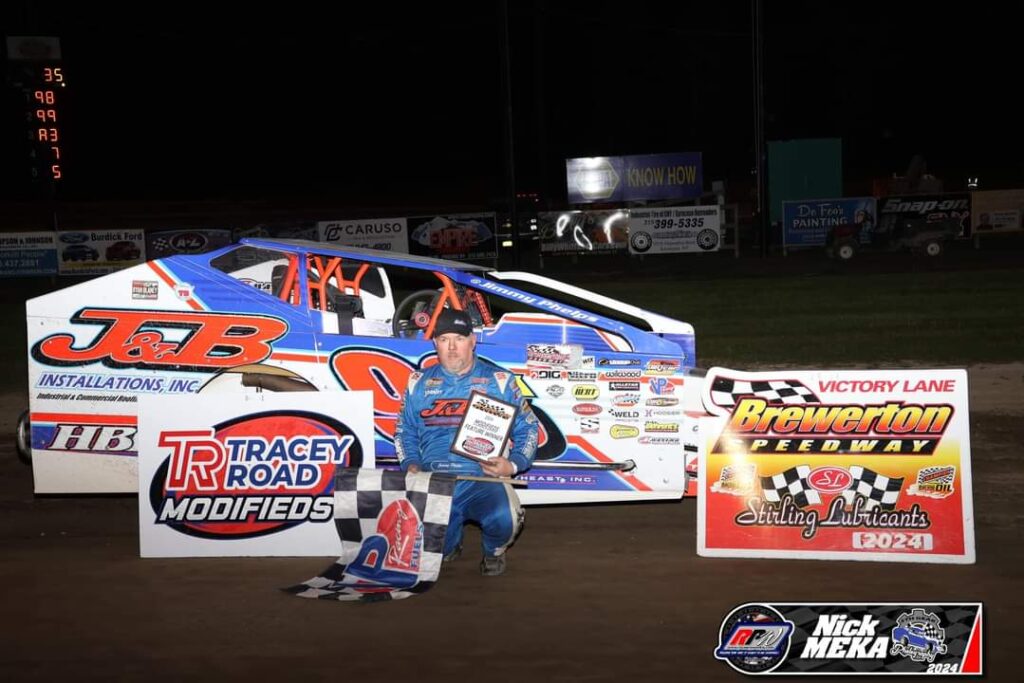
[1,2,1019,208]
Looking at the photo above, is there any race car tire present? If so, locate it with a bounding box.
[836,241,858,261]
[392,289,442,339]
[16,409,31,464]
[922,240,943,257]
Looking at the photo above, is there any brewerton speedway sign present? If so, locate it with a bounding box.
[697,368,975,563]
[138,392,374,558]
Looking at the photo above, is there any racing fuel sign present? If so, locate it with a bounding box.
[138,392,374,557]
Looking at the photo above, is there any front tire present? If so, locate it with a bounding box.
[836,241,858,261]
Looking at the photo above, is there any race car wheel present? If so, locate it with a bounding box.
[923,240,943,257]
[16,409,31,465]
[836,241,858,261]
[392,289,442,339]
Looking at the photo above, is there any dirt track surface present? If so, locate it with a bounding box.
[0,366,1021,681]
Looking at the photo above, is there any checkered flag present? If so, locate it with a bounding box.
[149,237,171,257]
[760,465,822,508]
[710,376,820,410]
[284,469,456,602]
[841,466,904,511]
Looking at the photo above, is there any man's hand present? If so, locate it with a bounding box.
[406,464,421,474]
[480,457,514,478]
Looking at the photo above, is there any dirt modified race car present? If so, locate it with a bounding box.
[22,238,701,504]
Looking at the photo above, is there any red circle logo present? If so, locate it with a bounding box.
[808,466,852,493]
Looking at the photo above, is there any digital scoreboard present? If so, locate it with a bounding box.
[5,36,66,186]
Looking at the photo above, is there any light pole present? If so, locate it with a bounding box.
[752,0,767,257]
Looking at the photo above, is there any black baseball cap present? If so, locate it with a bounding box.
[433,308,474,337]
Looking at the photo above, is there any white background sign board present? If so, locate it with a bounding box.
[138,391,374,558]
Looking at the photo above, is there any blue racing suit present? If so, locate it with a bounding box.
[395,357,538,557]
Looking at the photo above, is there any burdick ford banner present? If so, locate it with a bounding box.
[317,217,409,253]
[628,206,721,254]
[56,229,146,275]
[0,231,58,276]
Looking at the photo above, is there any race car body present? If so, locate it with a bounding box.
[25,238,702,504]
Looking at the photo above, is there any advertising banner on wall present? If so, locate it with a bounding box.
[782,197,876,248]
[697,367,975,564]
[970,189,1024,234]
[233,221,319,242]
[406,213,497,261]
[146,229,233,258]
[317,218,408,253]
[0,231,57,276]
[628,206,721,254]
[538,209,630,254]
[877,194,971,239]
[138,392,374,558]
[566,153,703,204]
[57,229,146,275]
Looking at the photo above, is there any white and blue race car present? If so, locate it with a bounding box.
[23,238,702,504]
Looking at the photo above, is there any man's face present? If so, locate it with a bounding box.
[434,332,476,375]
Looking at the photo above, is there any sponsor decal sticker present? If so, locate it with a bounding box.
[572,403,602,416]
[132,280,159,300]
[572,384,599,400]
[907,466,956,499]
[610,425,639,439]
[32,309,289,373]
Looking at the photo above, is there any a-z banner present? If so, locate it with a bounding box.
[0,231,57,276]
[628,206,721,254]
[538,210,629,254]
[782,197,876,248]
[146,229,233,258]
[877,194,971,239]
[970,189,1024,234]
[715,602,983,675]
[284,469,456,602]
[698,368,975,563]
[57,229,146,275]
[407,213,497,261]
[317,217,408,253]
[137,392,374,557]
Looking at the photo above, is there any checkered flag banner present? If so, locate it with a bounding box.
[284,469,456,602]
[760,465,822,508]
[841,466,904,511]
[149,236,172,257]
[709,376,820,410]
